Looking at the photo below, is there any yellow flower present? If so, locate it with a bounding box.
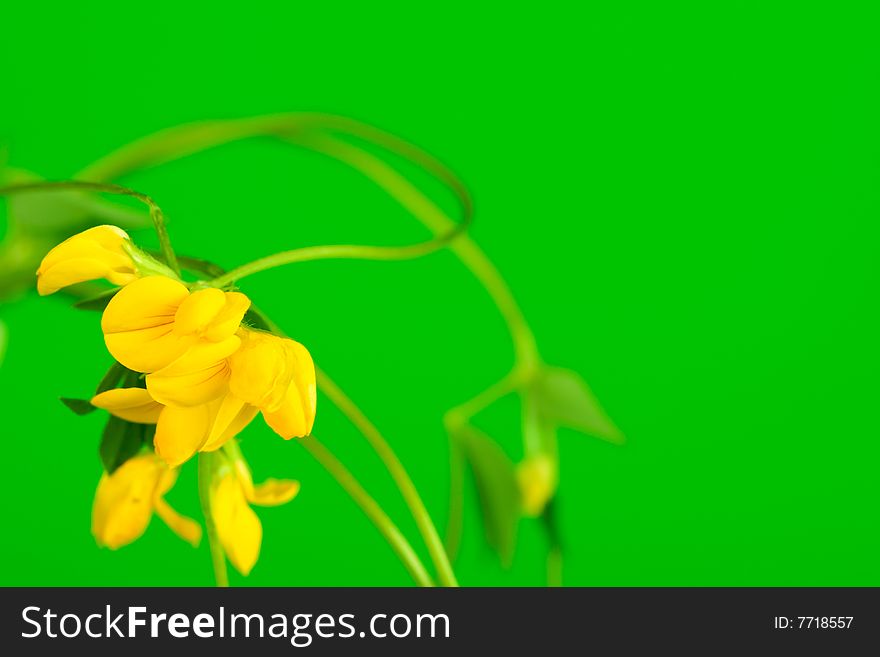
[91,452,202,549]
[97,275,316,465]
[36,225,138,295]
[92,388,257,467]
[101,275,250,377]
[229,328,317,439]
[210,450,300,575]
[516,454,558,517]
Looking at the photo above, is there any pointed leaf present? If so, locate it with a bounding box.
[534,367,624,444]
[60,397,96,415]
[454,425,520,566]
[99,416,146,474]
[95,361,129,395]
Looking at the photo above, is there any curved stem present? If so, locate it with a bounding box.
[210,227,467,289]
[287,131,540,369]
[444,368,523,430]
[0,180,180,275]
[299,436,435,587]
[197,452,229,587]
[72,113,534,366]
[316,368,459,587]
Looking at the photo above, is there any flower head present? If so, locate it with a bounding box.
[91,452,201,549]
[36,225,138,295]
[209,449,300,575]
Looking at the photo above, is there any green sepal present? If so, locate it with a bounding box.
[453,424,521,567]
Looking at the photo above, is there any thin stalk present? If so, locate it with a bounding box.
[0,180,180,275]
[547,547,563,587]
[299,436,435,587]
[209,227,467,289]
[197,452,229,588]
[316,368,459,587]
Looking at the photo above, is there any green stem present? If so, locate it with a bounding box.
[197,452,229,588]
[209,228,467,289]
[316,368,459,587]
[287,130,540,369]
[0,180,180,276]
[444,436,465,559]
[444,368,523,431]
[547,547,563,587]
[72,113,534,366]
[299,436,435,587]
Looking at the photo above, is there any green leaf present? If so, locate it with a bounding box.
[60,397,96,415]
[99,416,145,474]
[95,361,128,395]
[533,367,624,444]
[455,425,520,567]
[73,288,120,312]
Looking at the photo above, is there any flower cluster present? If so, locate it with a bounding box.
[38,225,316,575]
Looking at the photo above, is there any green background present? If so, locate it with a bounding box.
[1,2,878,586]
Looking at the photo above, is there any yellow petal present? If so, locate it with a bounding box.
[212,472,262,576]
[260,342,316,439]
[91,388,163,424]
[201,393,259,452]
[102,275,188,332]
[228,330,291,410]
[154,498,202,547]
[173,288,227,335]
[249,479,301,507]
[203,292,251,342]
[91,453,164,549]
[153,404,212,467]
[37,225,136,295]
[146,337,240,406]
[102,276,192,372]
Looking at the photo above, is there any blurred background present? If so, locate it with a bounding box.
[1,2,878,586]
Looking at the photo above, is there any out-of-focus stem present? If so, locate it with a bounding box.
[316,368,459,587]
[299,436,435,588]
[547,547,563,587]
[0,180,180,276]
[197,452,229,588]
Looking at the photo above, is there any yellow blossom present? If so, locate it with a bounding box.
[516,454,558,517]
[36,225,138,295]
[210,451,300,575]
[91,452,201,549]
[96,276,315,466]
